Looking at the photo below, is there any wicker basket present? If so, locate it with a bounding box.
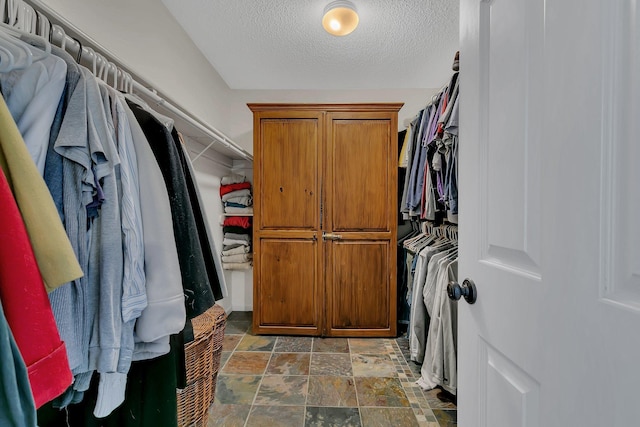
[177,304,227,427]
[209,306,226,403]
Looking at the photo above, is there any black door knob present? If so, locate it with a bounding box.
[447,279,477,304]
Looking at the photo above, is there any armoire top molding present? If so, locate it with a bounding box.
[247,103,404,113]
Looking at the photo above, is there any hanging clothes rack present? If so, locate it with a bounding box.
[11,0,252,163]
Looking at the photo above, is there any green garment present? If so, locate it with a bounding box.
[0,95,83,292]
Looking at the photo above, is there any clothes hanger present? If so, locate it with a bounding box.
[0,44,14,72]
[0,27,33,70]
[35,11,50,40]
[84,46,97,75]
[115,68,122,91]
[50,24,66,50]
[108,63,118,89]
[0,0,34,72]
[14,1,35,33]
[97,53,107,80]
[125,71,134,93]
[6,0,17,26]
[0,0,6,24]
[121,70,132,93]
[16,3,50,55]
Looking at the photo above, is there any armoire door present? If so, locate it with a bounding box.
[252,111,323,336]
[324,111,398,337]
[250,104,401,337]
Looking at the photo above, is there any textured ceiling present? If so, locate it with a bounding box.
[161,0,459,90]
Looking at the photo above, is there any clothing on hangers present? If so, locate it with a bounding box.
[0,10,233,423]
[0,54,82,292]
[123,93,184,356]
[408,238,454,363]
[417,255,458,394]
[128,100,218,316]
[0,161,72,409]
[401,69,460,223]
[400,222,459,395]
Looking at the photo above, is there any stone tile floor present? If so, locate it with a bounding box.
[208,312,457,427]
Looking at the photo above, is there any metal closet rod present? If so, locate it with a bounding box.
[19,0,252,163]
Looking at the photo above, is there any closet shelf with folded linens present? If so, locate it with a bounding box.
[220,174,253,270]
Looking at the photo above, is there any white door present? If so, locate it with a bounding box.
[458,0,640,425]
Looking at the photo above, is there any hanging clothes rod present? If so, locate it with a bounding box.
[16,0,252,163]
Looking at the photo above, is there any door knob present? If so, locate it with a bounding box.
[322,232,342,241]
[447,279,477,304]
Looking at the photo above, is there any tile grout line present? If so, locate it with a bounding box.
[302,337,313,427]
[246,332,277,427]
[239,327,251,427]
[347,338,365,427]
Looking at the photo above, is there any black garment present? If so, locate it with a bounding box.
[398,129,407,225]
[171,128,223,300]
[38,334,183,427]
[426,141,446,226]
[223,225,252,235]
[127,101,216,318]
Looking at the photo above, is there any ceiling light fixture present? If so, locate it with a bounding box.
[322,1,359,36]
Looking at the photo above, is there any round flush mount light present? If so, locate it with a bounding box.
[322,1,359,36]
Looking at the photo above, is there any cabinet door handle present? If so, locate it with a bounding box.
[322,232,342,241]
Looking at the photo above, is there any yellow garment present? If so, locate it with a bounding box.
[398,126,410,167]
[0,96,83,292]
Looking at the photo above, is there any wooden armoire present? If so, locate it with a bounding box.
[248,103,402,337]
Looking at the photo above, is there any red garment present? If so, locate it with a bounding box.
[220,181,251,196]
[223,216,252,229]
[0,168,72,408]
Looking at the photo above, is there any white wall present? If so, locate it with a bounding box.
[44,0,233,144]
[227,88,440,150]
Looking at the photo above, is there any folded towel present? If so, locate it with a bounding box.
[221,246,250,256]
[224,195,253,206]
[221,174,246,186]
[221,253,253,263]
[224,233,251,243]
[221,189,251,202]
[225,202,249,208]
[222,262,253,270]
[220,182,251,196]
[223,216,251,229]
[224,206,254,215]
[223,243,246,251]
[223,226,251,235]
[223,238,250,247]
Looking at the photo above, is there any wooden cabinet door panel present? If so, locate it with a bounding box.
[329,119,391,232]
[326,241,394,335]
[324,112,397,337]
[259,118,319,230]
[256,238,319,331]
